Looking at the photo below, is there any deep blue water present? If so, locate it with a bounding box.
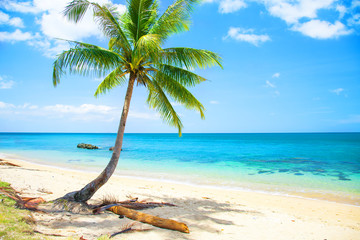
[1,132,360,200]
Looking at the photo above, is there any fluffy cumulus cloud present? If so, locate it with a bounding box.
[292,20,352,39]
[219,0,247,14]
[214,0,357,40]
[225,27,270,46]
[264,0,335,24]
[0,101,160,122]
[0,10,24,27]
[0,29,35,42]
[0,0,126,57]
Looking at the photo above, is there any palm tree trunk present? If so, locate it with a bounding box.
[66,73,136,202]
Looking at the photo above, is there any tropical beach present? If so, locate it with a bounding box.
[1,0,360,239]
[1,132,360,239]
[1,152,360,239]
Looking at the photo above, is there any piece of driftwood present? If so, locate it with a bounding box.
[96,204,189,233]
[0,159,20,167]
[0,187,45,210]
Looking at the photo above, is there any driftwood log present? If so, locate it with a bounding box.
[94,204,189,233]
[108,205,190,233]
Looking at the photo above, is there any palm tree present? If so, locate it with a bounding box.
[53,0,222,202]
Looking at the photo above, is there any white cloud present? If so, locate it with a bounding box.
[0,11,24,27]
[219,0,247,14]
[292,20,352,39]
[0,76,15,89]
[265,80,276,88]
[0,0,41,14]
[330,88,344,95]
[1,0,126,58]
[352,0,360,8]
[0,102,124,122]
[27,38,70,58]
[0,29,34,42]
[34,0,126,41]
[272,72,280,78]
[348,13,360,25]
[264,0,335,24]
[43,104,115,115]
[336,5,347,19]
[210,100,219,104]
[0,101,15,109]
[225,27,271,46]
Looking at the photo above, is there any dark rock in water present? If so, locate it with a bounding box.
[77,143,99,149]
[278,169,290,173]
[338,176,351,181]
[109,147,123,151]
[258,170,273,174]
[337,174,351,181]
[294,173,304,176]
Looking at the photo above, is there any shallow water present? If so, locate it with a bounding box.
[1,132,359,203]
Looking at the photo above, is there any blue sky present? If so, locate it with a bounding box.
[0,0,359,133]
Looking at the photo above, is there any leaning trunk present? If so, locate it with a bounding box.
[66,73,136,202]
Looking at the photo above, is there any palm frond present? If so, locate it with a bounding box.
[149,0,199,41]
[146,77,183,135]
[94,67,129,96]
[158,64,205,86]
[132,34,162,66]
[53,41,122,86]
[64,0,132,54]
[63,0,91,23]
[124,0,158,42]
[154,72,205,119]
[91,3,132,53]
[162,47,223,70]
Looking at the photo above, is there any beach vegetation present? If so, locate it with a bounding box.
[0,180,42,240]
[53,0,222,202]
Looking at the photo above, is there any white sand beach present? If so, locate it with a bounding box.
[1,155,359,240]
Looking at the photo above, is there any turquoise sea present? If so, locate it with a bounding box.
[1,133,359,204]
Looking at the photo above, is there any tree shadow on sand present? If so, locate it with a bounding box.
[31,193,262,239]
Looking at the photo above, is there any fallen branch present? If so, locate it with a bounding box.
[96,204,189,233]
[0,187,45,210]
[0,159,20,167]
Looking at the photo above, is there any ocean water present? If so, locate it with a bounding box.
[1,133,359,204]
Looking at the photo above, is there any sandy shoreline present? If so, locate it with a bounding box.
[1,155,360,239]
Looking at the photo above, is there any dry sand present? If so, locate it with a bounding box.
[0,155,359,240]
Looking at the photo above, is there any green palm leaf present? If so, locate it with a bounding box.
[133,34,162,66]
[155,71,205,119]
[124,0,158,42]
[53,41,122,86]
[64,0,132,54]
[146,77,183,135]
[149,0,199,41]
[162,47,223,69]
[94,67,129,97]
[158,64,205,86]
